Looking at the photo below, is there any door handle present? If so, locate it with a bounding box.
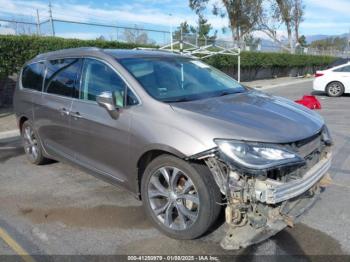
[59,107,70,116]
[70,112,82,119]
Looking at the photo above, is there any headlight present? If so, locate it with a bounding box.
[214,139,304,170]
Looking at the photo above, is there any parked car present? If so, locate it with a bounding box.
[14,48,333,250]
[313,62,350,96]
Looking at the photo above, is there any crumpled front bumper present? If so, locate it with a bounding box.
[219,152,332,250]
[193,143,332,250]
[254,152,332,204]
[221,185,324,250]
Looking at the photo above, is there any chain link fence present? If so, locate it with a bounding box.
[0,17,171,46]
[0,16,349,58]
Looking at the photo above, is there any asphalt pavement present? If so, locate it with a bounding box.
[0,81,349,257]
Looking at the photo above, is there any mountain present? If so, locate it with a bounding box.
[306,33,349,44]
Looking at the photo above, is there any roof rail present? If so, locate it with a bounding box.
[133,47,198,59]
[133,47,177,53]
[35,47,103,59]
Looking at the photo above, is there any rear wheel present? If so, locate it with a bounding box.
[141,155,221,240]
[21,121,48,165]
[326,81,344,97]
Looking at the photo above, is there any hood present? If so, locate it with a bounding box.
[170,91,324,144]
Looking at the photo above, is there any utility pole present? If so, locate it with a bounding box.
[180,27,183,54]
[36,9,41,35]
[237,48,241,83]
[169,13,173,51]
[49,0,55,36]
[347,28,350,60]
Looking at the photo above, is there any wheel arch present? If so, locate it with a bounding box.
[18,115,29,133]
[326,80,345,87]
[136,145,187,199]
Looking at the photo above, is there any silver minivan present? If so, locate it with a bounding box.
[14,48,332,249]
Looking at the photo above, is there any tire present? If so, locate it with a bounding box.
[326,81,344,97]
[21,121,48,165]
[141,154,222,240]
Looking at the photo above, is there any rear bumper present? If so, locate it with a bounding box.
[254,153,332,204]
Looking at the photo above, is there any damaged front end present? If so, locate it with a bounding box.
[189,126,333,250]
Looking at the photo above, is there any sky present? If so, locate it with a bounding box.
[0,0,349,43]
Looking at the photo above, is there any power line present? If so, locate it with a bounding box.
[52,19,170,34]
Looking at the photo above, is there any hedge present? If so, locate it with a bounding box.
[0,35,153,76]
[0,35,337,77]
[203,51,336,70]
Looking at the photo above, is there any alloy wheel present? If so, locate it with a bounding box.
[23,125,39,162]
[328,83,342,96]
[147,166,200,230]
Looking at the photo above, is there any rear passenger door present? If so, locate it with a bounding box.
[35,58,82,158]
[69,58,135,182]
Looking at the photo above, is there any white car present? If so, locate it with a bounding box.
[313,62,350,97]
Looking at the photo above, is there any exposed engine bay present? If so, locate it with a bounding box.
[189,127,333,250]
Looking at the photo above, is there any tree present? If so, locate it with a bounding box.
[173,21,192,40]
[243,34,261,51]
[298,35,307,47]
[310,37,348,51]
[189,0,263,44]
[96,35,106,41]
[260,0,305,53]
[123,27,154,45]
[275,0,294,53]
[196,15,217,40]
[173,14,217,42]
[293,0,304,44]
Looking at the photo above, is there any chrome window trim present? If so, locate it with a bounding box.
[20,55,142,109]
[41,91,75,102]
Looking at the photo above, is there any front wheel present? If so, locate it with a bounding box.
[141,155,222,240]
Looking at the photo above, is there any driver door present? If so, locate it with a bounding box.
[69,58,132,182]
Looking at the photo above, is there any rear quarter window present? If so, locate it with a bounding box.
[333,65,350,72]
[21,62,45,91]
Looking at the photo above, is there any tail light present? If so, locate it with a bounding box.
[315,72,324,77]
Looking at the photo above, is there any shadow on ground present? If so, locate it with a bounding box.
[0,137,23,163]
[115,223,343,256]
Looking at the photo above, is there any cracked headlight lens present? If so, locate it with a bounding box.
[214,139,304,170]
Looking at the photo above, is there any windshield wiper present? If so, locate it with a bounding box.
[162,97,192,103]
[217,89,245,97]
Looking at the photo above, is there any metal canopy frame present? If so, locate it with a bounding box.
[136,37,241,82]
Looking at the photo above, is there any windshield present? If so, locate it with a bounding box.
[118,57,245,102]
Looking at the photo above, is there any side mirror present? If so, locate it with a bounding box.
[96,91,120,119]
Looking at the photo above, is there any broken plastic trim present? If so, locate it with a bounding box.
[185,148,218,160]
[254,153,332,204]
[187,147,305,176]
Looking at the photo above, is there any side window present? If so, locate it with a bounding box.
[80,59,128,107]
[334,65,350,72]
[21,62,45,91]
[45,58,82,98]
